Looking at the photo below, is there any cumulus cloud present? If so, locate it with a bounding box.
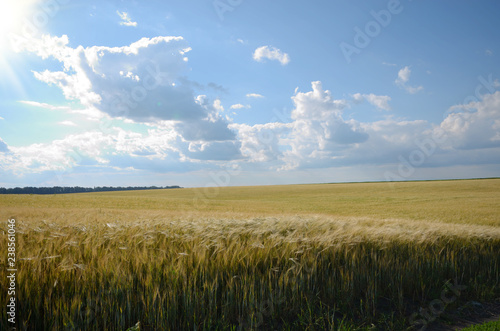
[117,11,137,27]
[396,66,411,84]
[169,96,238,144]
[7,30,500,183]
[80,36,202,122]
[231,80,500,173]
[18,35,197,120]
[0,124,208,176]
[0,138,9,153]
[230,104,250,110]
[15,34,237,145]
[439,91,500,150]
[185,141,242,161]
[176,118,236,141]
[395,66,423,94]
[352,93,391,111]
[231,82,371,170]
[230,122,291,164]
[58,120,77,126]
[279,82,368,169]
[246,93,264,98]
[253,46,290,65]
[290,82,348,120]
[2,131,113,174]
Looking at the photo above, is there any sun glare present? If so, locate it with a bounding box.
[0,0,38,91]
[0,1,36,53]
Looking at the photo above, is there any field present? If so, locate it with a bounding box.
[1,179,499,330]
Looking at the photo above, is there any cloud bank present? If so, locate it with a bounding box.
[2,33,499,186]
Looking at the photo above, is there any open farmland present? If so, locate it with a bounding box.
[1,179,499,330]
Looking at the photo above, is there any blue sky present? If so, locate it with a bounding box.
[0,0,500,188]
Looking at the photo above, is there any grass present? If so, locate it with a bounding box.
[0,179,499,330]
[461,320,500,330]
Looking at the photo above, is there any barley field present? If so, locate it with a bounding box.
[1,179,499,330]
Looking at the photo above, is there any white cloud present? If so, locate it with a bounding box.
[184,140,241,161]
[20,100,104,120]
[291,81,348,120]
[396,66,411,84]
[232,81,500,173]
[230,104,250,110]
[485,49,493,56]
[232,82,370,170]
[58,121,77,126]
[230,122,291,163]
[246,93,264,98]
[253,46,290,65]
[0,119,242,179]
[352,93,391,111]
[175,117,236,142]
[16,34,237,144]
[280,82,368,169]
[439,91,500,150]
[395,66,423,94]
[8,32,500,184]
[20,101,72,111]
[0,138,9,152]
[0,116,4,120]
[117,11,137,27]
[403,85,423,95]
[3,131,113,174]
[1,126,175,175]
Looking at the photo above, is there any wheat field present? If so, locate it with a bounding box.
[1,179,499,330]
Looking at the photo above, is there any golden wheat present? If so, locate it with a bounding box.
[1,179,499,329]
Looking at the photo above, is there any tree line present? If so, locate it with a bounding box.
[0,186,181,195]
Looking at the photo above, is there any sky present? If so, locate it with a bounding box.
[0,0,499,188]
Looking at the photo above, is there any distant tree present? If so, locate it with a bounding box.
[0,185,181,195]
